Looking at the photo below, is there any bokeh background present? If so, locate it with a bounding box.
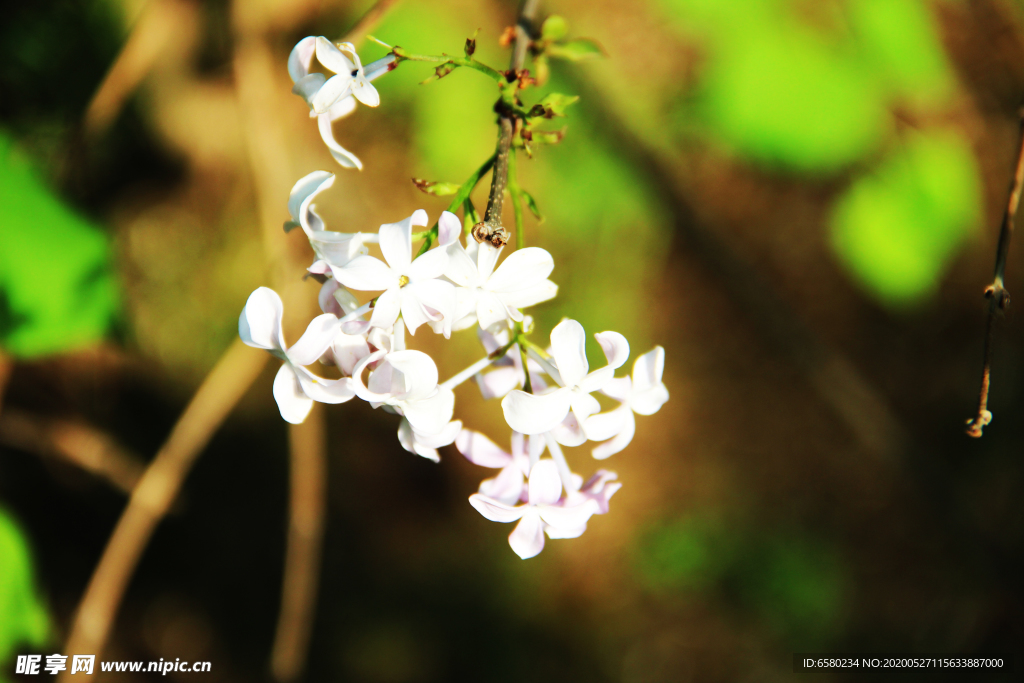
[2,0,1023,681]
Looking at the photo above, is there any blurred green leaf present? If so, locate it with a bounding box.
[830,131,981,307]
[0,132,118,357]
[547,39,605,62]
[0,508,49,677]
[541,15,569,42]
[848,0,952,106]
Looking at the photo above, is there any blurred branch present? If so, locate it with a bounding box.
[0,409,144,494]
[270,405,327,683]
[57,340,268,678]
[966,116,1024,437]
[562,69,909,461]
[342,0,403,46]
[83,0,195,139]
[231,10,329,681]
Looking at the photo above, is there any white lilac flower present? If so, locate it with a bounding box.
[584,346,669,459]
[444,238,557,331]
[398,417,462,462]
[288,36,394,169]
[239,287,355,423]
[501,319,629,435]
[473,325,547,399]
[333,210,457,336]
[468,459,600,559]
[456,430,545,505]
[287,171,379,270]
[350,349,455,436]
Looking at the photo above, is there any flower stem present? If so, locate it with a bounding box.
[391,48,505,82]
[416,154,497,256]
[439,339,515,391]
[544,432,577,493]
[507,147,525,249]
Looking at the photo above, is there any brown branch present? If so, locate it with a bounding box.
[57,341,268,680]
[270,405,327,683]
[475,0,540,246]
[342,0,402,46]
[559,68,910,461]
[966,116,1024,437]
[0,409,145,494]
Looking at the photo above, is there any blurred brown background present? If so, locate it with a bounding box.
[1,0,1022,681]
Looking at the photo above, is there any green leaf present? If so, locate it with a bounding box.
[829,131,981,307]
[0,508,49,671]
[537,93,580,118]
[411,178,461,196]
[0,132,118,357]
[520,189,544,221]
[547,38,605,62]
[540,15,568,42]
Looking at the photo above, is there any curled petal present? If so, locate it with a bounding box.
[502,388,571,435]
[591,412,636,460]
[550,319,589,388]
[437,211,461,247]
[350,350,389,402]
[632,384,670,416]
[527,459,563,506]
[456,430,512,468]
[239,287,285,352]
[538,499,599,533]
[595,331,630,371]
[286,313,342,366]
[288,36,317,83]
[403,387,455,436]
[318,279,343,316]
[318,114,362,169]
[486,247,554,293]
[292,73,326,109]
[288,170,334,233]
[632,346,667,391]
[398,418,460,462]
[294,367,356,404]
[468,493,524,524]
[386,350,439,400]
[273,365,314,424]
[508,511,545,559]
[311,230,372,268]
[327,95,358,121]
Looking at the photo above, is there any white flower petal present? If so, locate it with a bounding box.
[385,350,439,399]
[351,78,380,107]
[397,418,439,462]
[406,247,449,281]
[632,384,670,416]
[379,210,426,270]
[633,346,666,392]
[528,459,563,506]
[456,430,512,468]
[508,511,546,559]
[286,314,341,366]
[437,211,461,246]
[310,230,371,268]
[331,332,371,376]
[239,287,285,352]
[595,331,630,370]
[500,279,558,309]
[486,247,554,293]
[550,319,589,388]
[335,255,395,291]
[502,388,572,435]
[443,244,479,287]
[273,364,314,424]
[294,366,356,404]
[318,279,343,316]
[475,366,520,400]
[476,243,501,279]
[315,36,356,75]
[317,114,362,169]
[288,36,317,82]
[539,499,599,532]
[577,366,614,394]
[364,55,396,81]
[479,464,526,506]
[583,403,633,442]
[403,387,455,436]
[476,290,511,330]
[292,73,326,109]
[327,95,358,121]
[405,279,456,338]
[311,73,353,114]
[468,493,524,523]
[591,413,636,459]
[569,390,602,423]
[551,411,588,447]
[600,376,632,403]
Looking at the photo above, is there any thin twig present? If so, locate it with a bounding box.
[479,0,540,238]
[271,405,327,683]
[560,68,909,460]
[0,410,145,494]
[342,0,402,46]
[57,341,268,680]
[966,116,1024,437]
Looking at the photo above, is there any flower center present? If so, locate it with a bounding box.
[398,275,410,288]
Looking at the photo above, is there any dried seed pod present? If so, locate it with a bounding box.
[472,222,510,248]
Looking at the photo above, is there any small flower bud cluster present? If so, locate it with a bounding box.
[239,37,669,559]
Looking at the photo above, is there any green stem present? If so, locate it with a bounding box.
[507,147,525,250]
[416,154,497,256]
[392,49,505,82]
